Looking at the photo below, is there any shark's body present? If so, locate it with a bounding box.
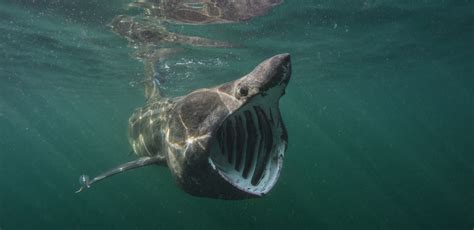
[77,54,291,199]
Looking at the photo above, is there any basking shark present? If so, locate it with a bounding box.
[76,54,291,199]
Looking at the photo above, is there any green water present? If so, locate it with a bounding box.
[1,0,473,229]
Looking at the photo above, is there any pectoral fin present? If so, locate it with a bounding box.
[75,156,165,193]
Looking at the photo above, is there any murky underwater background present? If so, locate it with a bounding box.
[0,0,473,229]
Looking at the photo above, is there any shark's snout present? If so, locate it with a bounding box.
[273,53,291,83]
[264,53,291,90]
[233,54,291,103]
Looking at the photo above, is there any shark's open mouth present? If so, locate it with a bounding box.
[209,93,286,196]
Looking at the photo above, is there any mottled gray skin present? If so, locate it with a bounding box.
[77,54,291,199]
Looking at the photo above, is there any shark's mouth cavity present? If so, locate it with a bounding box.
[209,94,286,196]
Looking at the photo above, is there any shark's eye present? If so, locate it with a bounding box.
[238,86,249,97]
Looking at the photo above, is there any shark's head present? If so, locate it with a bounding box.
[165,54,291,199]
